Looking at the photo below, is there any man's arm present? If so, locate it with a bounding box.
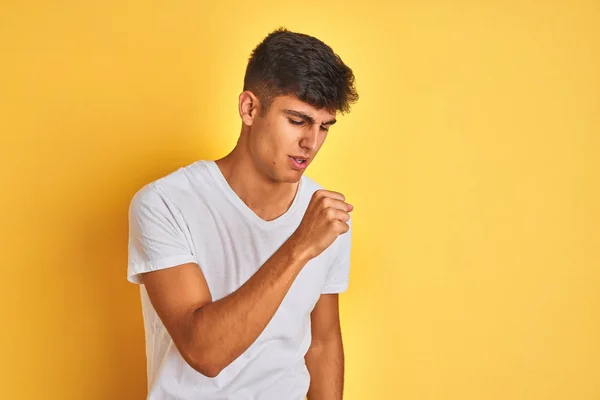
[305,293,345,400]
[137,189,352,378]
[141,239,307,378]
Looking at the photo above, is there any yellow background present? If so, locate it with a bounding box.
[1,1,598,399]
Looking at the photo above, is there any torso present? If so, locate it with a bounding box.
[139,160,341,400]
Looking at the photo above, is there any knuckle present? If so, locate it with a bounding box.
[325,208,336,219]
[331,190,344,200]
[341,221,350,232]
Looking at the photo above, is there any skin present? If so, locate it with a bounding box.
[215,91,338,221]
[140,90,352,399]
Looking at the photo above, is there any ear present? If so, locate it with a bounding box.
[239,90,260,126]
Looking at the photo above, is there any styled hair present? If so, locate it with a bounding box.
[243,27,359,116]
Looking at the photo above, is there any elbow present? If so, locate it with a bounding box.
[183,347,226,378]
[179,309,233,378]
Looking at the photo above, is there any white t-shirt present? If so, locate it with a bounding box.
[127,160,352,400]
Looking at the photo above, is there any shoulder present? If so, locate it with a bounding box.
[130,160,212,210]
[128,161,217,229]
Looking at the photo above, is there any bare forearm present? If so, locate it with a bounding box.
[305,339,345,399]
[188,239,308,376]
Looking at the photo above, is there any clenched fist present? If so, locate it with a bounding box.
[289,189,353,262]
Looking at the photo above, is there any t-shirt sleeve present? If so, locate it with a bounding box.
[127,184,197,284]
[321,216,353,294]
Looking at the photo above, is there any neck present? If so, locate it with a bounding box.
[214,136,299,222]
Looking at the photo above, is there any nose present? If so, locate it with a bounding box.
[299,125,320,151]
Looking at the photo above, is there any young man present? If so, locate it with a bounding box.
[127,27,359,400]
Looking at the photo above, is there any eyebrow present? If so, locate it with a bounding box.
[282,109,337,126]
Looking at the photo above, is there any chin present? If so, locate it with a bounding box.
[263,159,305,184]
[279,169,303,184]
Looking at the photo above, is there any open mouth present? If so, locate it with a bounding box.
[289,156,308,169]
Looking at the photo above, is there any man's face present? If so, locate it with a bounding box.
[247,94,337,183]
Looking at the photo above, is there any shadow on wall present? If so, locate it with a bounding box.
[52,107,220,399]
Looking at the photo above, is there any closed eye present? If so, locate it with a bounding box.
[288,118,330,132]
[288,118,304,126]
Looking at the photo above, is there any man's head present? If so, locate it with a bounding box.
[237,28,358,183]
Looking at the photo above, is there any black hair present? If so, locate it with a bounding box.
[243,27,359,116]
